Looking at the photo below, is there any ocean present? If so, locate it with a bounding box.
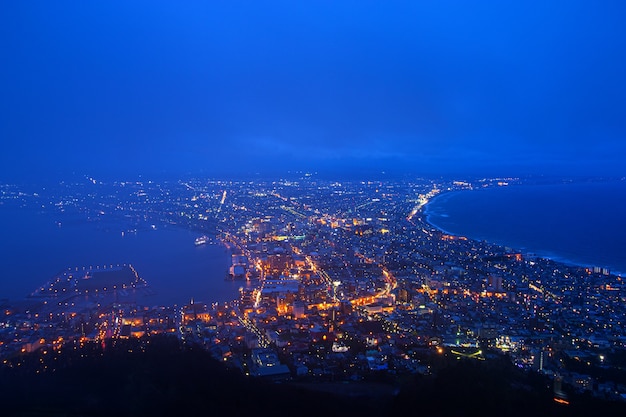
[425,180,626,275]
[0,208,246,306]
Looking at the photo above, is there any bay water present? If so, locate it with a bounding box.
[0,208,245,306]
[425,180,626,275]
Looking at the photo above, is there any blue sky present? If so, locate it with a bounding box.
[1,1,625,180]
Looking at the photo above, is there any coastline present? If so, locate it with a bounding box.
[422,184,625,278]
[422,190,463,237]
[0,208,238,305]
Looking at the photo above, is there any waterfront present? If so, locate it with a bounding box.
[0,208,242,306]
[3,177,626,412]
[425,180,626,275]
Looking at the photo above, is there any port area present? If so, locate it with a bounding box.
[24,264,152,315]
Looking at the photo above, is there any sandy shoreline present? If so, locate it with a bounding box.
[421,187,624,277]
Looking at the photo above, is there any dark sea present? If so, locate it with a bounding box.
[425,180,626,275]
[0,209,247,306]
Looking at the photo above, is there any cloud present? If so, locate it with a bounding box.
[1,1,626,179]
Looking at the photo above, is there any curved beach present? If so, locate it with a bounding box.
[422,181,626,277]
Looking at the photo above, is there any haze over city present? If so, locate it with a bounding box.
[2,2,626,417]
[2,1,626,180]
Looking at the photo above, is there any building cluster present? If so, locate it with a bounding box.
[1,175,626,401]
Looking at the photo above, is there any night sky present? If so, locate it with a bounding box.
[1,1,625,180]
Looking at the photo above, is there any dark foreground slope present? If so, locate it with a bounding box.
[1,335,625,417]
[0,335,385,417]
[391,355,626,417]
